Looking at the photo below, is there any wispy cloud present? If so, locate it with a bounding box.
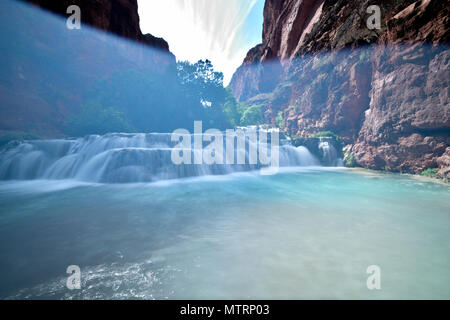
[138,0,260,85]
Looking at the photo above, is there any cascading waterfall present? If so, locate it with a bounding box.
[0,132,320,183]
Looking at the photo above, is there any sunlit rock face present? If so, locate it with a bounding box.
[230,0,326,102]
[262,0,325,62]
[229,0,450,176]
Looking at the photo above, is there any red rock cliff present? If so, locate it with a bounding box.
[230,0,450,178]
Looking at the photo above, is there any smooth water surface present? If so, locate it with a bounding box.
[0,168,449,299]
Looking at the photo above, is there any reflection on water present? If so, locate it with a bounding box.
[0,169,449,299]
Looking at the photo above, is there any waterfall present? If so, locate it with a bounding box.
[0,132,320,183]
[318,138,343,167]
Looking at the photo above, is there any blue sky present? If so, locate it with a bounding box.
[138,0,265,85]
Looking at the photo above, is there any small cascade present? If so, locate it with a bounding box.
[318,137,343,167]
[0,132,320,183]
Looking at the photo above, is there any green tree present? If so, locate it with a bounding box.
[221,88,241,127]
[176,59,230,129]
[240,105,264,126]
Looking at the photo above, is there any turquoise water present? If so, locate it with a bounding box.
[0,168,449,299]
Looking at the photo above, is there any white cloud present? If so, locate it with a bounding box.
[138,0,258,85]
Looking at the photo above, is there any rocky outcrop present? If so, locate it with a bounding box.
[437,147,450,180]
[351,1,450,174]
[230,0,450,176]
[228,44,264,102]
[352,45,450,174]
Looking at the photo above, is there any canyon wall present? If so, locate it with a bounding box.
[230,0,450,178]
[1,0,176,138]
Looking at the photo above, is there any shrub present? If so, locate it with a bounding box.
[312,131,345,153]
[312,131,338,139]
[343,152,357,167]
[421,168,438,177]
[240,105,264,126]
[276,111,283,129]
